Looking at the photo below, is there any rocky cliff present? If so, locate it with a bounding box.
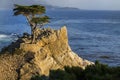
[0,26,93,80]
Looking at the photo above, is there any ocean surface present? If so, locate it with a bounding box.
[0,9,120,66]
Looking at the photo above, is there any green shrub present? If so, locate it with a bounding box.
[31,75,48,80]
[49,69,76,80]
[31,61,120,80]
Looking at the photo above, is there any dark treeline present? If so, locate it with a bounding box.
[31,61,120,80]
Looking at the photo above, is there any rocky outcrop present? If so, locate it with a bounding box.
[0,26,93,80]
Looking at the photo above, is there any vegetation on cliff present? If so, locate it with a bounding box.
[31,61,120,80]
[13,4,50,43]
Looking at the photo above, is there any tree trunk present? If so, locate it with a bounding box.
[26,16,36,44]
[31,29,36,44]
[31,24,37,44]
[26,16,33,34]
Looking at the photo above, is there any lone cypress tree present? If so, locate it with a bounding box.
[13,4,50,43]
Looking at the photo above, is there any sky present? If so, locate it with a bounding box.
[1,0,120,10]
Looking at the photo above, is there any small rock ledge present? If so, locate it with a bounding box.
[0,26,93,80]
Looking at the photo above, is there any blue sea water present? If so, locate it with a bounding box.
[0,9,120,66]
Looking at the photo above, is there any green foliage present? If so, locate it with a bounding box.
[13,4,45,16]
[13,4,50,43]
[31,75,48,80]
[0,46,9,54]
[13,4,49,29]
[31,16,50,28]
[49,69,76,80]
[64,66,83,80]
[0,47,24,55]
[31,61,120,80]
[31,75,43,80]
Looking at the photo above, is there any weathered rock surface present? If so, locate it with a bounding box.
[0,26,93,80]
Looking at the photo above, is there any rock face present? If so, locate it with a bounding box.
[0,26,93,80]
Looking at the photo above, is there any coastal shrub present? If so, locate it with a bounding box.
[64,66,83,80]
[0,46,9,54]
[31,61,120,80]
[31,75,43,80]
[31,75,48,80]
[49,69,76,80]
[0,46,24,56]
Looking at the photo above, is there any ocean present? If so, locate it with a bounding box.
[0,9,120,66]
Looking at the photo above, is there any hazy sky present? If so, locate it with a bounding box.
[1,0,120,10]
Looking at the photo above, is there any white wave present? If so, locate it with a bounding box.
[0,34,13,42]
[0,34,9,39]
[0,33,19,42]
